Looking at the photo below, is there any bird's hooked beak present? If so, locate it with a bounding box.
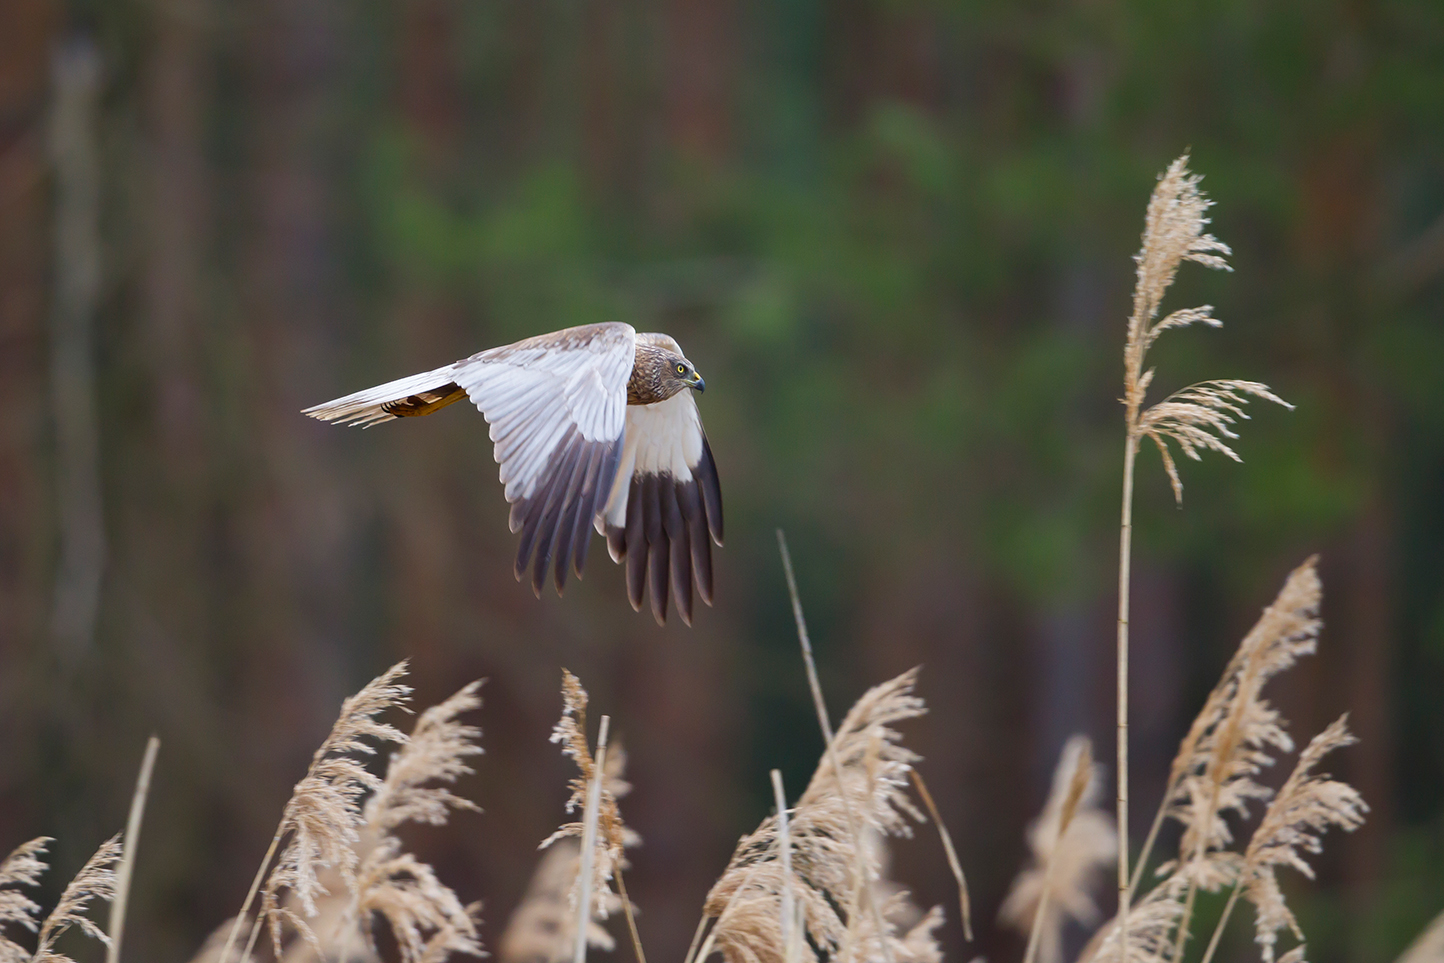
[686,368,706,393]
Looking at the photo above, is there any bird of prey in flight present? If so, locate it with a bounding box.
[304,322,722,626]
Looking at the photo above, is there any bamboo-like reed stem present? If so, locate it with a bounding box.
[770,770,795,953]
[240,907,267,963]
[1022,885,1055,963]
[1129,795,1170,897]
[681,914,711,963]
[574,715,611,963]
[1117,433,1138,963]
[777,530,896,963]
[909,769,974,941]
[615,863,647,963]
[1197,884,1243,963]
[107,736,159,963]
[219,832,281,963]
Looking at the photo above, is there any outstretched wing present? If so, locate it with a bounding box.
[597,388,723,626]
[453,323,635,596]
[305,322,636,596]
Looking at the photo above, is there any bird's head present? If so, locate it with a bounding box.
[665,354,706,395]
[632,340,706,404]
[638,346,710,404]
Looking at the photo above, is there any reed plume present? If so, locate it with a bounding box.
[1155,559,1322,956]
[700,669,941,963]
[508,671,638,963]
[1,838,51,963]
[1077,888,1185,963]
[258,663,412,957]
[220,662,412,963]
[543,672,638,890]
[32,835,123,963]
[1001,736,1117,963]
[1115,153,1293,963]
[1224,716,1366,963]
[1131,559,1322,894]
[1081,554,1368,963]
[345,681,486,963]
[501,841,623,963]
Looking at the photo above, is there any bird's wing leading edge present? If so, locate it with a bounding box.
[453,322,636,596]
[597,389,723,627]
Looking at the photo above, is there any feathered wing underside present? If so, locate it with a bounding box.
[305,323,636,597]
[597,390,723,626]
[452,323,635,596]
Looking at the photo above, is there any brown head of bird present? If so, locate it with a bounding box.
[628,344,705,406]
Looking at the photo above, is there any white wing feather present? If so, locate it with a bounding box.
[453,323,635,502]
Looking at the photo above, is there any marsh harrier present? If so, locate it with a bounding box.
[305,323,722,626]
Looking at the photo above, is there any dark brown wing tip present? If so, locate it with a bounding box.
[697,435,724,546]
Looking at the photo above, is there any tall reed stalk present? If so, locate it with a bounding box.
[1114,154,1289,963]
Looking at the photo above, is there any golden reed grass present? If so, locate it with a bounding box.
[0,155,1428,963]
[1114,154,1291,962]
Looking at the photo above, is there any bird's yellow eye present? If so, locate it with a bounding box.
[676,363,687,375]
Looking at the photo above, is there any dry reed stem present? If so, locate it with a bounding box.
[185,916,250,963]
[683,916,711,963]
[574,716,611,963]
[770,771,795,955]
[613,866,647,963]
[907,771,972,942]
[1116,154,1292,963]
[107,736,159,963]
[1116,428,1136,963]
[776,530,898,963]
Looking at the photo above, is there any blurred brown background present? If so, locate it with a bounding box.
[1,1,1442,962]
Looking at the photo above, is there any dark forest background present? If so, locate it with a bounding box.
[1,1,1443,962]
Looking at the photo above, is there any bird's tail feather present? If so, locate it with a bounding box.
[302,364,464,427]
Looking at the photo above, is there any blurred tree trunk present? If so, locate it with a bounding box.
[145,0,208,474]
[48,40,106,664]
[237,0,355,829]
[0,0,58,846]
[663,0,734,161]
[583,0,621,194]
[389,0,466,676]
[828,0,941,124]
[1295,116,1393,923]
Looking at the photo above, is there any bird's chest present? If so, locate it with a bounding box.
[626,367,667,406]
